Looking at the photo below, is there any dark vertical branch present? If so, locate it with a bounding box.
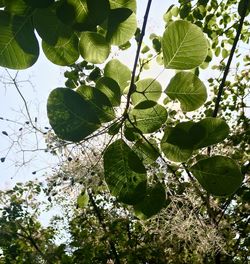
[212,0,248,117]
[123,0,153,115]
[88,191,121,264]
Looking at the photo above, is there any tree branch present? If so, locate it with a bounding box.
[123,0,153,116]
[212,0,248,117]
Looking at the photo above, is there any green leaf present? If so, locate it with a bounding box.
[47,88,100,142]
[109,0,136,13]
[128,101,167,134]
[131,78,162,105]
[238,0,250,17]
[165,71,207,112]
[33,6,74,45]
[23,0,54,8]
[106,8,137,45]
[104,139,147,205]
[0,11,39,69]
[162,20,208,69]
[161,127,193,162]
[190,156,244,196]
[96,77,121,106]
[4,0,30,15]
[192,118,230,149]
[133,138,159,164]
[77,191,89,208]
[79,31,110,64]
[42,33,79,66]
[77,85,115,123]
[56,0,110,31]
[165,121,202,149]
[104,59,131,91]
[134,183,166,220]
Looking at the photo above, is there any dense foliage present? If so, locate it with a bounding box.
[0,0,249,263]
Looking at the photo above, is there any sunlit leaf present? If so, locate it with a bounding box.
[77,85,115,123]
[134,183,166,219]
[191,156,244,196]
[79,31,110,64]
[109,0,136,13]
[165,71,207,112]
[106,8,137,45]
[0,11,39,69]
[131,78,162,105]
[77,191,89,208]
[104,139,147,205]
[47,88,100,142]
[42,33,79,66]
[128,101,167,134]
[104,59,131,91]
[162,20,208,69]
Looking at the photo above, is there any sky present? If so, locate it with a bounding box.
[0,1,177,190]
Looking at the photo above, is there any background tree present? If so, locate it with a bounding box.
[0,0,249,263]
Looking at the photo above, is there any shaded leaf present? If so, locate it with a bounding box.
[109,0,136,13]
[96,77,121,106]
[190,156,244,196]
[134,183,166,219]
[104,139,147,205]
[161,127,193,162]
[23,0,54,8]
[47,88,100,142]
[77,85,115,123]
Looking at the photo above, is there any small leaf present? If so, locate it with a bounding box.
[165,71,207,112]
[47,88,100,142]
[134,183,166,220]
[79,31,110,64]
[128,101,167,134]
[104,139,147,205]
[1,157,5,162]
[131,78,162,105]
[190,156,244,196]
[162,20,208,69]
[77,191,89,208]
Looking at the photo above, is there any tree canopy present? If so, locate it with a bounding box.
[0,0,250,263]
